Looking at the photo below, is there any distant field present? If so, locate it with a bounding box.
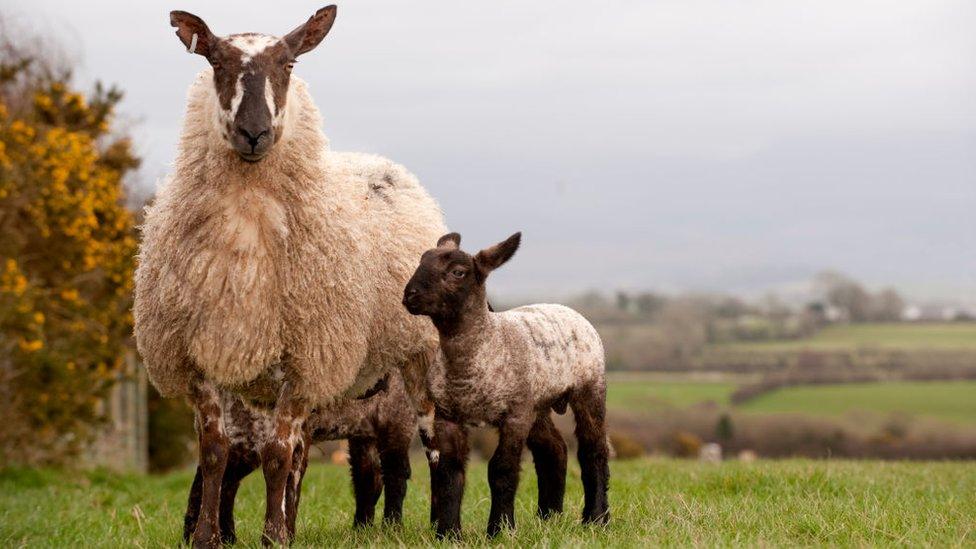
[606,377,735,410]
[607,375,976,424]
[739,381,976,423]
[2,460,974,547]
[712,322,976,352]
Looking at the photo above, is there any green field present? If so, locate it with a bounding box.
[713,322,976,352]
[739,381,976,423]
[2,460,974,547]
[606,377,976,424]
[606,377,735,410]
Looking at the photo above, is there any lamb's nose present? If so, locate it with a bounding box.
[403,287,419,305]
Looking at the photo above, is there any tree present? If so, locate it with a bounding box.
[871,288,905,322]
[816,271,872,322]
[0,28,139,464]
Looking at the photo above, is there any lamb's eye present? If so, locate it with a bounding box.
[285,60,296,71]
[450,268,466,279]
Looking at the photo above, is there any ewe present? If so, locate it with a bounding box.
[182,374,416,544]
[134,6,445,546]
[403,232,611,538]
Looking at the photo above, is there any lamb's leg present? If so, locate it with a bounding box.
[189,382,230,549]
[431,416,469,539]
[219,449,259,545]
[487,416,531,537]
[571,382,611,524]
[378,423,412,524]
[284,434,309,542]
[349,437,383,527]
[182,466,204,544]
[526,413,567,519]
[260,383,310,546]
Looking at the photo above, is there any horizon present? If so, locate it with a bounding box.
[6,0,974,303]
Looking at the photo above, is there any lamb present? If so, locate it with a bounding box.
[182,373,417,545]
[402,232,611,537]
[134,6,447,546]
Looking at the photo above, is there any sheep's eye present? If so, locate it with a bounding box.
[450,268,466,279]
[285,60,296,71]
[211,61,223,71]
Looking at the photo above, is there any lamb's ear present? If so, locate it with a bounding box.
[170,11,217,58]
[474,232,521,277]
[284,5,337,57]
[437,232,461,249]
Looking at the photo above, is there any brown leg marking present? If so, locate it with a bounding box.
[260,383,310,546]
[284,433,309,542]
[189,382,230,549]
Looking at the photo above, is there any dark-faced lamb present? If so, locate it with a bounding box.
[402,232,611,538]
[182,374,417,544]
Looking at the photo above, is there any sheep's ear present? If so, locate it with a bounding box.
[170,11,217,58]
[284,5,337,57]
[474,232,521,278]
[437,232,461,249]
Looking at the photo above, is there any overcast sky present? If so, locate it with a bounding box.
[5,0,975,302]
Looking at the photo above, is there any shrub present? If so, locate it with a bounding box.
[0,26,138,465]
[670,431,703,458]
[608,431,644,460]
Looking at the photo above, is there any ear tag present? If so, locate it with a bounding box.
[188,33,198,54]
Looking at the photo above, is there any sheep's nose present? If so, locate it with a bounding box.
[237,127,268,149]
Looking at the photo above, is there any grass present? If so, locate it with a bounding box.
[739,381,976,423]
[713,322,976,352]
[1,459,974,547]
[606,374,976,424]
[606,377,735,411]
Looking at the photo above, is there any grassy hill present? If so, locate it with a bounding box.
[606,377,976,424]
[606,376,736,410]
[712,322,976,352]
[738,381,976,423]
[2,460,974,547]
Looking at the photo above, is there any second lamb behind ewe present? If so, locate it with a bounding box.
[403,232,610,538]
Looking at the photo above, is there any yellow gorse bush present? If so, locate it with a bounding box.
[0,50,139,464]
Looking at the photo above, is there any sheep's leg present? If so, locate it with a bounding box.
[182,466,204,544]
[431,416,469,539]
[487,417,531,537]
[378,423,413,524]
[571,382,611,524]
[526,413,567,519]
[349,436,383,527]
[416,403,441,527]
[219,448,259,545]
[284,433,309,542]
[260,384,310,547]
[189,382,230,549]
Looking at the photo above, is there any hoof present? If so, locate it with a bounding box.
[582,509,610,525]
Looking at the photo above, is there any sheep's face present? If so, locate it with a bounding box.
[170,7,336,162]
[403,232,522,321]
